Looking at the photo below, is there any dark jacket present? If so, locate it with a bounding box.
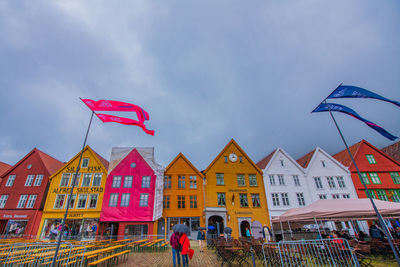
[197,231,205,240]
[170,232,181,250]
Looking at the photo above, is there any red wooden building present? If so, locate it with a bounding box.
[0,148,64,238]
[333,140,400,202]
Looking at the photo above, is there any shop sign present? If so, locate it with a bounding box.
[235,211,252,215]
[228,189,247,192]
[3,214,28,219]
[65,166,102,173]
[53,187,104,194]
[67,213,84,218]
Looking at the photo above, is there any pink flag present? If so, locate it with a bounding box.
[96,113,155,136]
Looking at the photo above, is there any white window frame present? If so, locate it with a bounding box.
[77,194,88,209]
[81,173,92,187]
[216,173,224,185]
[70,173,81,187]
[296,193,305,206]
[60,173,70,187]
[0,195,8,208]
[278,175,285,185]
[189,176,197,189]
[54,194,66,209]
[120,193,130,207]
[293,175,300,186]
[327,177,336,189]
[332,194,340,199]
[272,193,280,206]
[88,194,98,209]
[34,174,44,186]
[25,175,35,186]
[17,195,28,208]
[141,176,151,188]
[318,194,327,199]
[26,195,37,208]
[342,194,350,199]
[123,176,133,188]
[237,174,246,187]
[249,174,257,186]
[281,193,290,206]
[314,177,323,189]
[81,158,90,168]
[269,175,275,185]
[67,194,77,209]
[336,176,346,188]
[139,193,149,207]
[109,193,119,207]
[92,173,102,187]
[5,175,16,187]
[112,176,122,188]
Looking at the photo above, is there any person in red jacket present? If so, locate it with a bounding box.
[179,232,190,267]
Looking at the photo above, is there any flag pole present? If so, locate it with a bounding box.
[51,109,95,267]
[323,99,400,265]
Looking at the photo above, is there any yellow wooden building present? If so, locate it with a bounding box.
[163,153,205,240]
[37,146,109,240]
[203,139,270,239]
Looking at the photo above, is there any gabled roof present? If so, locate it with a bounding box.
[296,149,316,168]
[165,153,204,178]
[1,148,64,178]
[204,139,262,175]
[259,148,306,174]
[92,150,109,169]
[305,147,350,173]
[381,141,400,164]
[0,162,11,177]
[256,150,276,170]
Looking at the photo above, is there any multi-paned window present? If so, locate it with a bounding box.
[82,173,92,187]
[120,193,130,207]
[314,177,323,189]
[109,193,119,207]
[190,176,197,189]
[366,154,376,164]
[190,195,197,208]
[239,194,249,207]
[5,175,16,187]
[318,194,327,199]
[71,173,80,187]
[281,193,290,206]
[376,190,388,201]
[177,196,185,209]
[164,176,171,189]
[269,175,276,185]
[0,195,8,208]
[92,173,102,187]
[278,175,285,185]
[366,189,376,199]
[332,194,340,199]
[34,175,44,186]
[217,193,226,206]
[296,193,305,206]
[67,194,76,209]
[77,194,87,209]
[360,173,370,184]
[142,176,151,188]
[327,177,336,188]
[249,174,257,186]
[178,176,186,188]
[88,194,98,208]
[391,173,400,184]
[272,193,280,206]
[54,195,65,209]
[342,194,350,199]
[370,173,381,184]
[81,158,90,168]
[251,194,260,207]
[112,176,122,188]
[139,193,149,207]
[26,195,37,208]
[293,175,300,186]
[391,190,400,202]
[17,195,28,208]
[216,173,224,185]
[60,173,70,187]
[163,196,170,208]
[321,160,326,167]
[237,174,246,186]
[123,176,133,188]
[336,176,346,188]
[25,175,35,186]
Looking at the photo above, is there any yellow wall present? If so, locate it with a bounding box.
[37,146,108,237]
[204,140,270,238]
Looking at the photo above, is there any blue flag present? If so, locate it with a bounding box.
[327,85,400,108]
[312,102,398,141]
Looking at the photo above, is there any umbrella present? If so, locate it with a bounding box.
[207,225,215,230]
[172,224,190,234]
[224,227,232,234]
[198,227,206,230]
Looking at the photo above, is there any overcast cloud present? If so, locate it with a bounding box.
[0,0,399,169]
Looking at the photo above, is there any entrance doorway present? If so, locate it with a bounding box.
[240,220,250,237]
[157,218,165,239]
[208,215,224,236]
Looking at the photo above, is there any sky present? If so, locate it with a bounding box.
[0,0,399,170]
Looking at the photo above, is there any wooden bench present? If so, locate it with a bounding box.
[88,250,130,266]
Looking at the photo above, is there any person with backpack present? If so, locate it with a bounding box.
[179,232,191,267]
[170,231,181,267]
[197,229,205,252]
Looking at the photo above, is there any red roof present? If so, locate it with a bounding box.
[381,141,400,164]
[0,162,11,177]
[332,140,363,167]
[296,149,316,168]
[36,149,64,175]
[256,150,276,169]
[92,149,109,169]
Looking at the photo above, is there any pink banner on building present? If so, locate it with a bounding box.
[96,114,154,136]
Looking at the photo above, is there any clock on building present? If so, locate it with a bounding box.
[229,153,238,162]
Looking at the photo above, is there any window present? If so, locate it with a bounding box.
[142,176,151,188]
[164,176,171,189]
[269,175,276,185]
[123,176,133,188]
[77,194,87,209]
[360,173,370,184]
[318,194,327,199]
[376,190,388,201]
[314,177,323,189]
[71,173,81,187]
[5,175,16,187]
[190,176,197,189]
[251,194,260,207]
[336,176,346,188]
[272,193,280,206]
[34,175,44,186]
[17,195,28,208]
[366,154,376,164]
[278,175,285,185]
[391,173,400,184]
[109,193,118,207]
[249,174,257,186]
[26,195,37,208]
[216,173,224,185]
[327,177,336,188]
[81,158,89,168]
[217,193,226,206]
[190,195,197,208]
[177,195,185,209]
[332,194,340,199]
[25,175,35,186]
[92,173,102,187]
[237,174,246,186]
[280,160,284,166]
[54,195,66,209]
[281,193,290,206]
[67,194,76,209]
[163,196,170,208]
[370,173,381,184]
[224,156,228,163]
[0,195,8,208]
[178,176,185,188]
[391,190,400,202]
[293,175,300,186]
[112,176,122,188]
[120,193,130,207]
[60,173,70,187]
[366,190,376,199]
[88,194,98,208]
[343,194,350,199]
[239,194,249,207]
[139,194,149,207]
[239,156,243,163]
[296,193,305,206]
[81,173,92,187]
[321,160,326,167]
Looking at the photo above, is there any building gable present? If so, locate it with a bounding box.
[165,153,203,178]
[264,148,306,174]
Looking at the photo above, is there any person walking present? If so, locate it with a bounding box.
[180,232,191,267]
[170,231,181,267]
[197,229,205,252]
[246,227,251,241]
